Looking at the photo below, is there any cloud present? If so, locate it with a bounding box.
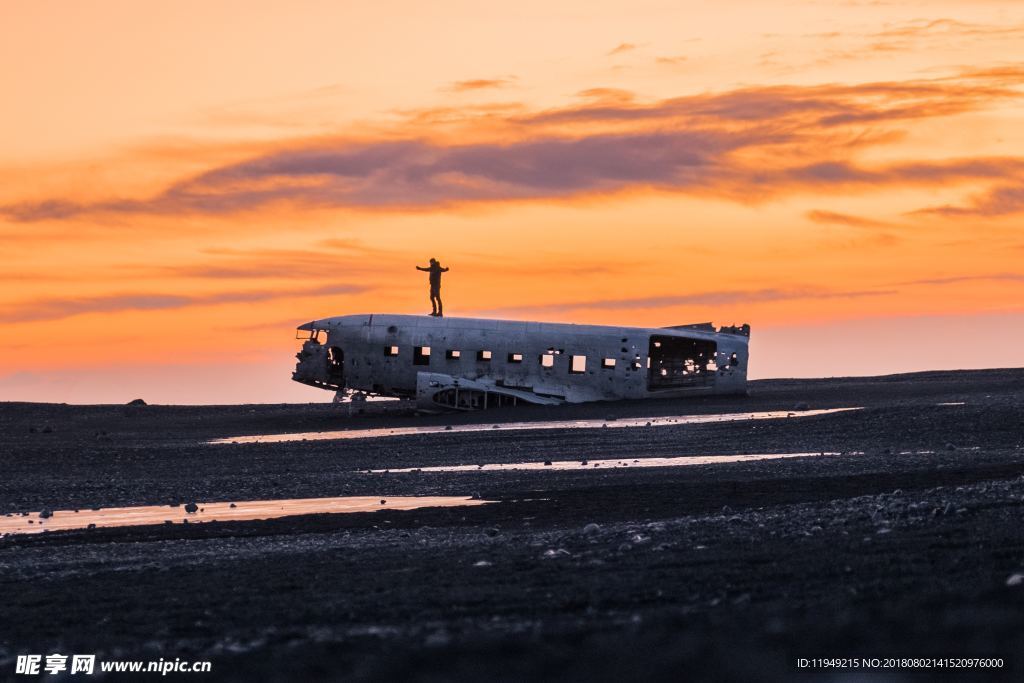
[575,87,636,103]
[913,184,1024,217]
[805,209,892,228]
[446,77,515,92]
[900,273,1024,286]
[607,43,637,56]
[475,287,896,316]
[3,67,1023,222]
[0,283,366,324]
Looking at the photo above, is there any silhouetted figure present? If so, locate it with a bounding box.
[416,258,449,317]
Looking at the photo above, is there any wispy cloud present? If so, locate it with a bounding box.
[900,273,1024,286]
[446,77,516,92]
[606,42,637,56]
[806,209,893,228]
[3,67,1022,223]
[476,287,896,316]
[913,184,1024,217]
[0,283,366,324]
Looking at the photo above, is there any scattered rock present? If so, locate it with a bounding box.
[484,527,500,537]
[444,425,453,431]
[470,492,482,500]
[542,548,570,559]
[184,502,199,514]
[86,523,96,530]
[39,509,53,519]
[582,523,601,535]
[127,398,147,406]
[229,503,237,508]
[380,499,387,505]
[1006,573,1024,587]
[543,460,552,466]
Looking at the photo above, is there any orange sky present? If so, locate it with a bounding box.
[1,0,1023,403]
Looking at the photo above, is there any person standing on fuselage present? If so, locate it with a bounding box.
[416,258,449,317]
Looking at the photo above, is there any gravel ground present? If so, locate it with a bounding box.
[1,368,1023,681]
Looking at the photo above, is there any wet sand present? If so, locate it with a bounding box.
[1,368,1023,681]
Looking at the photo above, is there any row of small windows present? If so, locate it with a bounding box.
[388,345,631,371]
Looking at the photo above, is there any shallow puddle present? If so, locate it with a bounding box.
[211,407,861,445]
[0,496,492,536]
[368,452,838,473]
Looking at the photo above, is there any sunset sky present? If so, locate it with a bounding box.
[2,0,1023,403]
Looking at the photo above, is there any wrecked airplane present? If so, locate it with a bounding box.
[292,314,750,411]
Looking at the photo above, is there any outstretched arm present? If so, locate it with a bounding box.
[416,265,429,271]
[441,267,449,272]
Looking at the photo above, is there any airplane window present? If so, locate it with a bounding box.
[540,353,554,368]
[384,345,399,356]
[413,346,431,366]
[507,352,523,363]
[446,349,461,359]
[602,358,616,369]
[477,350,492,361]
[569,355,587,374]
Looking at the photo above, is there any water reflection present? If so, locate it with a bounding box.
[211,407,861,445]
[369,452,838,473]
[0,496,492,536]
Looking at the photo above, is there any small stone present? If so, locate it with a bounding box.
[39,509,53,519]
[444,425,453,430]
[1006,573,1024,587]
[380,499,387,505]
[229,503,237,508]
[484,527,500,537]
[184,502,199,513]
[582,523,601,535]
[473,560,492,567]
[543,460,552,466]
[470,491,481,500]
[87,523,96,530]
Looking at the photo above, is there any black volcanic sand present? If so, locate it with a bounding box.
[1,369,1023,681]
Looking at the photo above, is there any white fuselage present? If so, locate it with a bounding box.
[292,314,749,409]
